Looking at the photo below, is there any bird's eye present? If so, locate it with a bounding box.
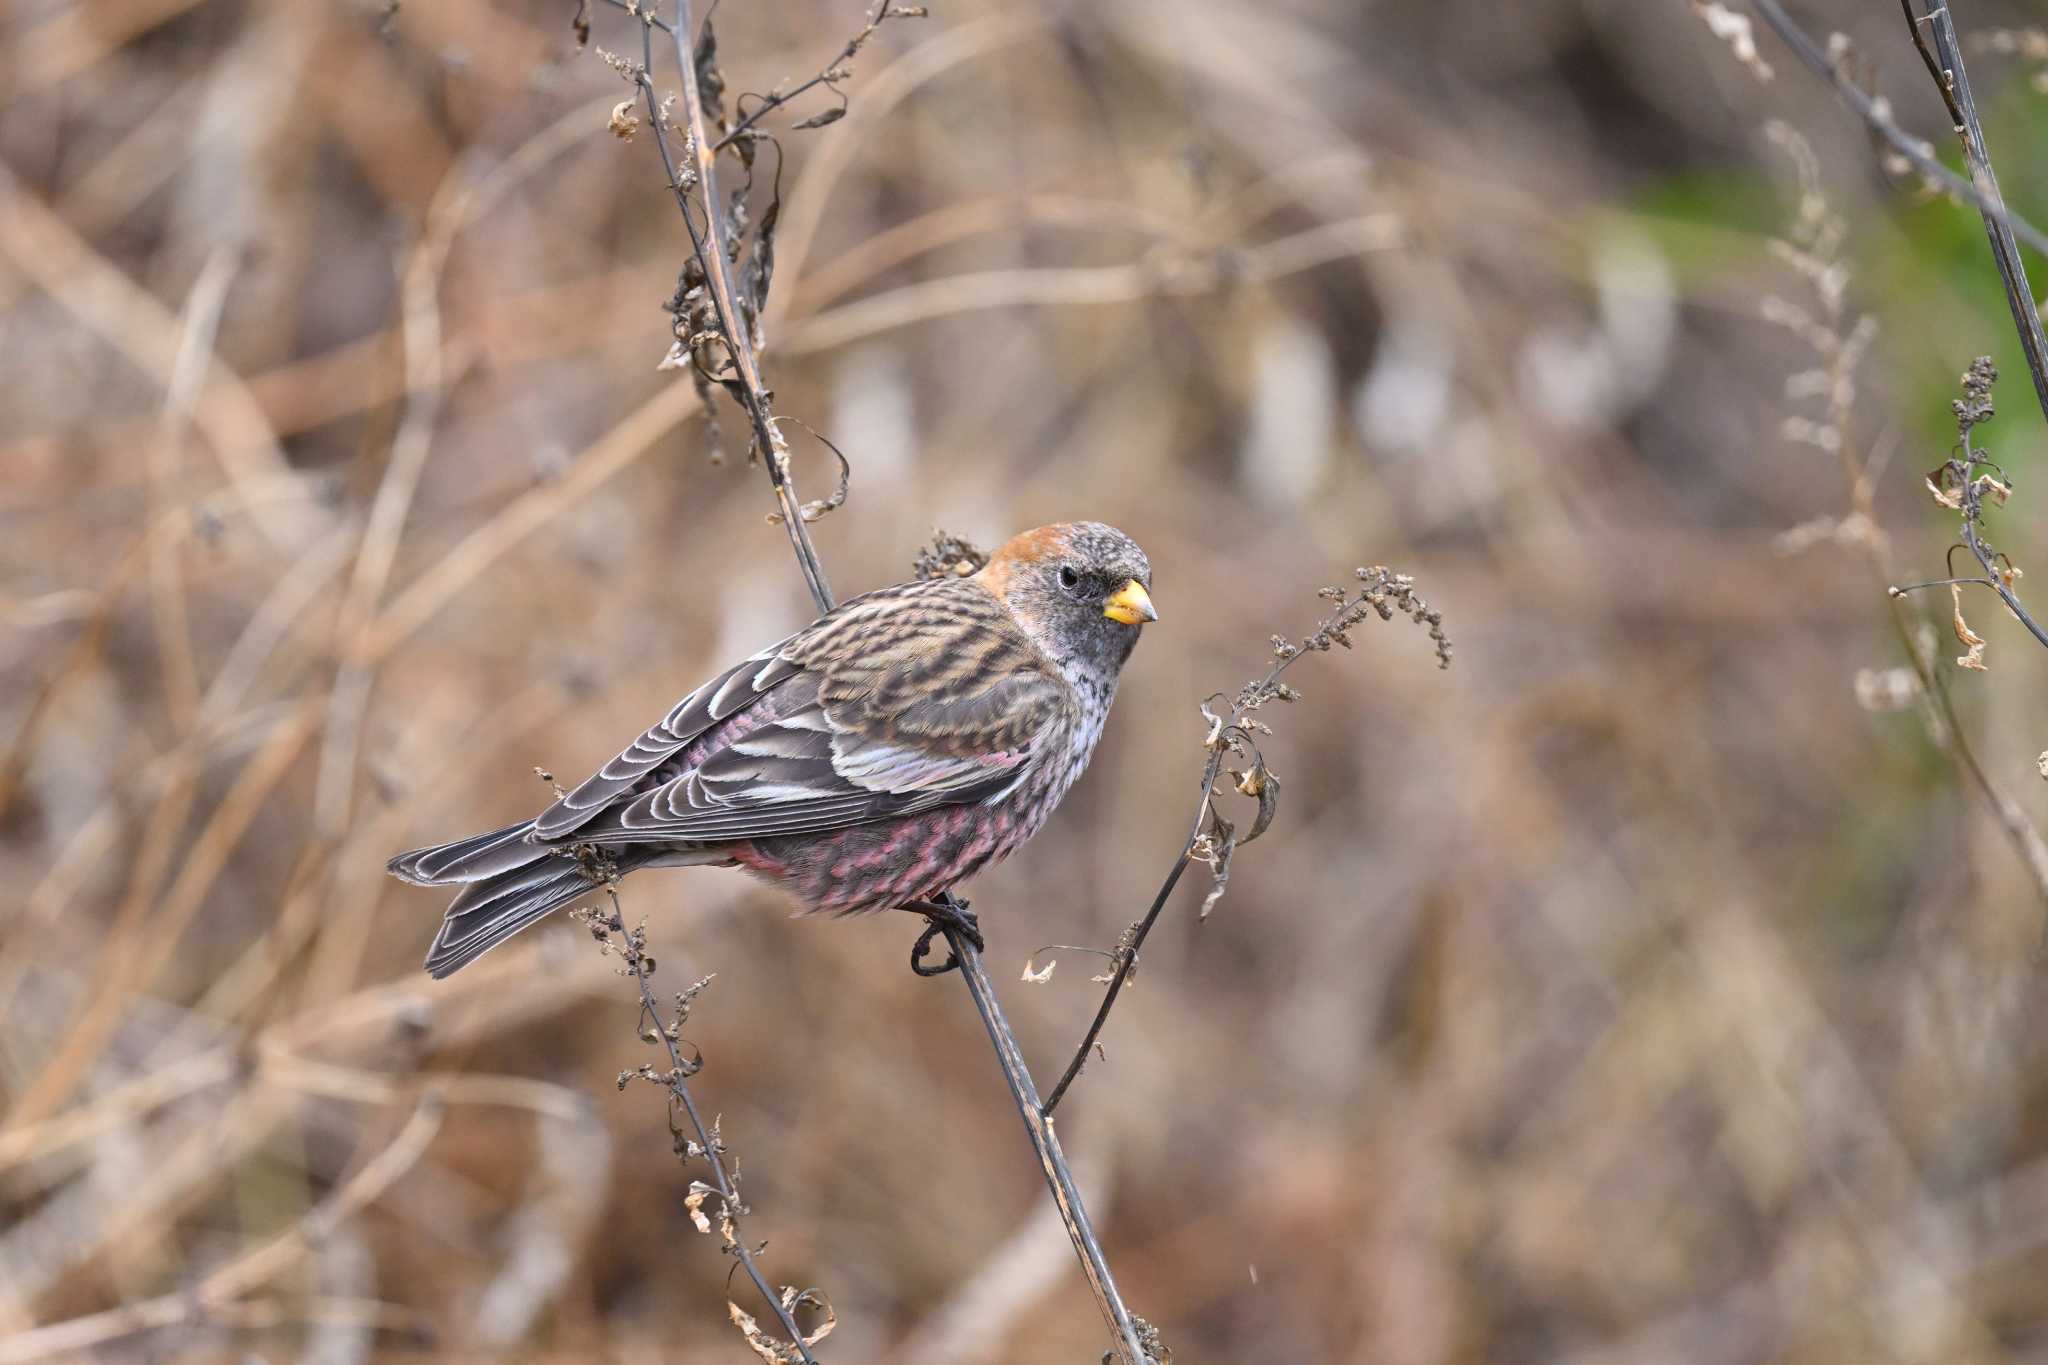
[1058,565,1080,591]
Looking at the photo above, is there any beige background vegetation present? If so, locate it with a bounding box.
[7,0,2048,1360]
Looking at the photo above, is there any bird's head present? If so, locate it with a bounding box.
[979,522,1156,680]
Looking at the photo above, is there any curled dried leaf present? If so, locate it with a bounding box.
[1231,759,1281,844]
[1953,583,1989,671]
[765,418,850,526]
[780,1287,837,1346]
[694,16,726,122]
[728,1301,802,1363]
[1927,464,1964,510]
[608,99,639,140]
[1196,812,1239,921]
[1021,958,1056,984]
[742,195,781,341]
[793,105,847,130]
[684,1181,715,1234]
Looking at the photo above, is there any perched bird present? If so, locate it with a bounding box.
[389,522,1157,977]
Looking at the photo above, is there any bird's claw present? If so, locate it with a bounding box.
[906,896,982,976]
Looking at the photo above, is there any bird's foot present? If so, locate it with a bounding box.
[905,895,982,976]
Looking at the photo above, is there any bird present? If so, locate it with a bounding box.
[388,522,1158,977]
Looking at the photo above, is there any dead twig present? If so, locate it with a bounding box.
[1894,358,2048,655]
[592,4,1156,1355]
[1743,115,2048,924]
[1901,1,2048,428]
[0,1095,443,1364]
[573,883,825,1362]
[1740,0,2048,259]
[630,0,835,609]
[1042,570,1451,1115]
[928,914,1150,1361]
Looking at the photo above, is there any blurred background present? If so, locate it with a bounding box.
[8,0,2048,1359]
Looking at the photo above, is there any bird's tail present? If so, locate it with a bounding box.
[421,856,609,978]
[389,822,615,978]
[388,819,542,886]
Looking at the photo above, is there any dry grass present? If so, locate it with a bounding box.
[7,0,2048,1360]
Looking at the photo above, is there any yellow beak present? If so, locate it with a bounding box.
[1102,579,1158,625]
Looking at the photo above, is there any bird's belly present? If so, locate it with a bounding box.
[736,794,1047,915]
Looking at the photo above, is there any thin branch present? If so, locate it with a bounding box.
[1042,779,1211,1117]
[1901,0,1961,124]
[1907,1,2048,428]
[713,3,919,152]
[0,161,318,554]
[1045,573,1451,1115]
[1749,106,2048,922]
[611,889,820,1363]
[1741,0,2048,260]
[661,0,834,613]
[0,1096,444,1364]
[781,215,1402,357]
[719,74,839,150]
[936,927,1150,1362]
[1912,360,2048,654]
[1890,575,1997,596]
[1884,590,2048,924]
[615,6,1151,1358]
[1956,463,2048,653]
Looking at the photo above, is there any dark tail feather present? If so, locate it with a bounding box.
[422,854,614,978]
[388,820,540,885]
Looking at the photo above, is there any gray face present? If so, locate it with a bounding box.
[1020,522,1153,677]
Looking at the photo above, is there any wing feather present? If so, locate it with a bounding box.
[561,579,1066,845]
[530,644,798,839]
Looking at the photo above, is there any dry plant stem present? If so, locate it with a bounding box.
[1901,4,2048,652]
[1907,1,2048,427]
[1843,446,2048,919]
[1940,423,2048,651]
[150,246,239,734]
[1042,853,1197,1118]
[1858,5,2048,911]
[783,215,1401,358]
[313,224,447,840]
[627,6,1149,1359]
[1742,0,2048,258]
[1739,1,2048,910]
[644,0,834,611]
[609,889,818,1361]
[939,932,1149,1362]
[0,162,316,553]
[1044,659,1286,1116]
[0,1095,444,1364]
[1047,574,1448,1114]
[0,1297,420,1365]
[1891,595,2048,911]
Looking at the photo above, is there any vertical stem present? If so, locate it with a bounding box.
[943,929,1149,1364]
[668,0,834,615]
[631,957,817,1360]
[1917,2,2048,426]
[647,6,1147,1357]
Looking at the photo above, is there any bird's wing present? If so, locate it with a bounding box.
[578,579,1069,844]
[530,643,803,840]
